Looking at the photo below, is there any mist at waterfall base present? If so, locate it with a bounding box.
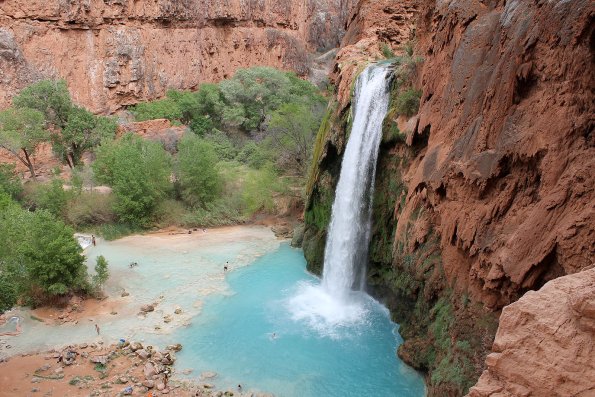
[172,244,425,397]
[290,65,390,334]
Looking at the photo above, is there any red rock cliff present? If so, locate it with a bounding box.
[0,0,354,113]
[303,0,594,395]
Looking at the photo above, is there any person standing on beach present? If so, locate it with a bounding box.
[95,323,100,335]
[224,262,228,272]
[92,235,96,246]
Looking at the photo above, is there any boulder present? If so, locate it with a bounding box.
[89,355,108,365]
[136,349,150,360]
[140,304,154,313]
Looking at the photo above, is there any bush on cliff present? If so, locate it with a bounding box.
[395,88,422,118]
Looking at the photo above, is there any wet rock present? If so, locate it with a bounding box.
[140,304,154,313]
[200,371,217,380]
[166,344,182,352]
[163,315,172,323]
[121,291,130,297]
[130,342,143,351]
[174,307,182,314]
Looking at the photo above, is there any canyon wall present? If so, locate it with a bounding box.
[303,0,594,395]
[0,0,355,113]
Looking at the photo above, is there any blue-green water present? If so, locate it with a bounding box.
[170,244,426,397]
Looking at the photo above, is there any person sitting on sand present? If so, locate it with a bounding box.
[224,262,228,272]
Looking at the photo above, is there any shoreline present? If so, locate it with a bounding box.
[0,224,286,396]
[0,341,272,397]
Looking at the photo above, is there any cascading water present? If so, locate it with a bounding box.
[289,64,392,332]
[321,65,391,299]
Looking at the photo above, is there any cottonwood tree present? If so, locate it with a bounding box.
[13,80,72,129]
[53,106,117,168]
[0,107,48,179]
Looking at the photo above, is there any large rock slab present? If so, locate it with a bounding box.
[467,267,595,397]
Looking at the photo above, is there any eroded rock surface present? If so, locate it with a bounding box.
[0,0,355,112]
[468,267,595,397]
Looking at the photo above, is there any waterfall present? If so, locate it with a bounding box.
[288,64,391,332]
[321,65,391,300]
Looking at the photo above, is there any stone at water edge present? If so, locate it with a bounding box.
[140,304,155,313]
[136,349,150,360]
[200,371,218,380]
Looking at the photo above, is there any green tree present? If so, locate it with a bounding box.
[53,106,117,168]
[93,134,172,225]
[219,67,294,131]
[0,163,23,199]
[0,107,48,179]
[0,199,87,305]
[176,135,222,208]
[267,102,323,175]
[13,80,72,129]
[93,255,109,290]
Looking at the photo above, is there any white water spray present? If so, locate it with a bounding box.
[289,64,391,332]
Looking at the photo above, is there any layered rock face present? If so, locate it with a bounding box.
[0,0,354,113]
[412,0,594,309]
[468,267,595,397]
[304,0,594,395]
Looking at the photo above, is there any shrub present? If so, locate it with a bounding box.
[235,141,272,168]
[65,192,115,227]
[380,43,395,59]
[181,200,244,227]
[395,88,422,117]
[132,97,182,122]
[93,256,109,290]
[0,163,22,199]
[241,165,286,215]
[32,178,70,219]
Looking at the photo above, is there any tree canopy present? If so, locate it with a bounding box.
[0,107,48,178]
[13,80,72,129]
